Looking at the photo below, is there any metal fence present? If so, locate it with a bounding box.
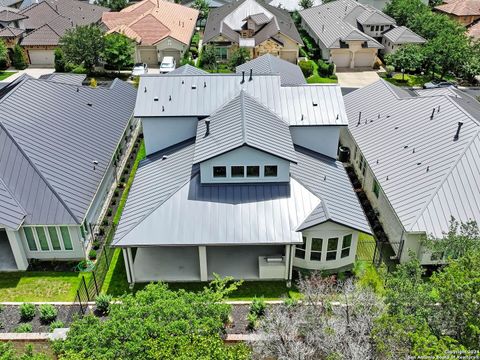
[356,236,401,272]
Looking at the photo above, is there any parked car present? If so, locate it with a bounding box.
[131,63,148,77]
[423,80,457,89]
[160,56,176,73]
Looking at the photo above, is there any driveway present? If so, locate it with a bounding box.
[336,71,380,88]
[1,67,55,84]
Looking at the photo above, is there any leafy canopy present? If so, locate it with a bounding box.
[228,47,250,70]
[385,44,424,79]
[192,0,209,20]
[102,33,135,71]
[53,278,250,360]
[95,0,128,11]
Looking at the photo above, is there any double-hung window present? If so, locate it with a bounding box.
[310,238,323,261]
[295,237,307,259]
[341,234,352,258]
[326,237,338,261]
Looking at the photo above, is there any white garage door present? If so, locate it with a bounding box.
[139,49,158,65]
[28,50,54,66]
[355,51,375,68]
[161,50,180,65]
[331,51,351,68]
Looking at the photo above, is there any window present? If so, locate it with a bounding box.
[373,180,380,198]
[264,165,278,177]
[48,227,61,250]
[359,155,366,177]
[310,238,323,261]
[341,234,352,258]
[36,227,49,251]
[375,25,379,31]
[295,237,307,259]
[231,166,244,178]
[24,227,37,251]
[214,47,228,60]
[60,227,73,250]
[380,25,384,31]
[213,166,226,178]
[326,237,338,261]
[247,166,260,177]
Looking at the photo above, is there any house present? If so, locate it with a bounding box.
[0,0,23,9]
[102,0,199,66]
[8,0,108,65]
[236,53,306,86]
[112,73,370,284]
[0,6,26,47]
[340,80,480,265]
[435,0,480,26]
[266,0,322,13]
[203,0,303,64]
[299,0,424,69]
[0,75,137,271]
[167,64,208,75]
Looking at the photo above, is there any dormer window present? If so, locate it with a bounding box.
[231,166,245,177]
[264,165,278,177]
[247,166,260,177]
[213,166,227,178]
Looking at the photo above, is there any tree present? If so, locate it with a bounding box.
[252,274,384,360]
[385,44,424,80]
[298,59,314,77]
[12,44,28,70]
[95,0,128,11]
[102,33,135,71]
[0,343,50,360]
[199,45,217,70]
[298,0,313,10]
[0,39,10,70]
[53,279,250,360]
[384,0,428,26]
[228,47,250,70]
[192,0,209,21]
[60,25,105,72]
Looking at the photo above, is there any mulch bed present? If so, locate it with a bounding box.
[226,304,251,335]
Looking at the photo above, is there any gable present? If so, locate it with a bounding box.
[130,13,170,45]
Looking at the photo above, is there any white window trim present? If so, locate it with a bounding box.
[24,226,74,252]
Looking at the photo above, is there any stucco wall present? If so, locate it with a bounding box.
[200,146,290,183]
[290,126,341,159]
[142,117,198,155]
[293,221,359,271]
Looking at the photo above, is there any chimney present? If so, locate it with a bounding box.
[241,71,245,84]
[453,121,463,141]
[205,119,210,136]
[249,68,253,81]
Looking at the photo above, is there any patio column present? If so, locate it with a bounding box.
[198,246,208,282]
[284,245,291,280]
[288,245,295,282]
[6,230,28,270]
[127,248,136,284]
[122,248,132,284]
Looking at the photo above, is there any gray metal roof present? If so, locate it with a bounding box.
[236,54,306,86]
[0,78,136,227]
[300,0,384,49]
[193,91,296,164]
[42,73,87,85]
[383,26,426,44]
[0,176,26,230]
[204,0,302,45]
[344,80,480,237]
[113,143,369,247]
[355,5,395,25]
[136,74,348,126]
[167,65,208,76]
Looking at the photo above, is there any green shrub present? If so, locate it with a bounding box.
[250,297,266,317]
[247,312,258,330]
[95,294,113,315]
[39,304,58,323]
[72,65,87,74]
[0,304,4,313]
[54,47,66,72]
[49,320,65,332]
[283,297,298,308]
[0,39,11,70]
[15,323,33,333]
[89,249,97,260]
[19,303,35,321]
[12,44,28,70]
[317,59,334,77]
[107,208,113,216]
[298,60,314,78]
[92,239,101,250]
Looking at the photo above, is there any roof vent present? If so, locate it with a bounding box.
[412,148,415,153]
[430,108,435,120]
[336,114,339,120]
[324,175,327,181]
[192,85,197,89]
[182,80,184,84]
[417,162,422,166]
[249,69,253,81]
[301,114,304,121]
[241,71,245,84]
[403,145,408,149]
[357,111,362,126]
[169,95,172,101]
[154,97,159,101]
[204,81,207,88]
[76,87,79,92]
[426,166,430,172]
[205,119,210,137]
[437,105,440,113]
[162,105,165,112]
[144,87,147,93]
[453,121,463,141]
[92,160,98,170]
[312,101,318,107]
[162,155,168,160]
[87,103,92,107]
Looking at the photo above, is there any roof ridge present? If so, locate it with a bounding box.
[240,90,248,144]
[0,121,80,224]
[409,129,480,232]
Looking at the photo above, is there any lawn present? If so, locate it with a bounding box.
[0,271,84,302]
[0,71,15,81]
[381,73,457,88]
[305,59,338,84]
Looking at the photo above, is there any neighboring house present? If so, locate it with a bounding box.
[468,20,480,38]
[0,6,26,46]
[112,73,370,284]
[266,0,322,13]
[340,80,480,265]
[102,0,199,66]
[354,0,427,11]
[435,0,480,26]
[203,0,303,64]
[236,53,306,86]
[0,0,23,9]
[381,26,425,54]
[0,75,137,271]
[300,0,423,69]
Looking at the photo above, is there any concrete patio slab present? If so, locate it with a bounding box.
[336,71,380,88]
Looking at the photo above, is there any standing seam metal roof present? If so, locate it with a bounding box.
[344,80,480,237]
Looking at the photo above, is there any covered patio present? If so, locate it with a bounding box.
[0,230,17,271]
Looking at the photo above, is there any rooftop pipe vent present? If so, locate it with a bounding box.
[205,119,211,137]
[453,121,464,141]
[249,69,253,81]
[241,71,245,84]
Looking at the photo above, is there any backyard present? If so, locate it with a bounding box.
[0,71,14,81]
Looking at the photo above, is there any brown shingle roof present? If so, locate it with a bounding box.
[102,0,198,46]
[0,26,24,37]
[21,14,71,46]
[435,0,480,17]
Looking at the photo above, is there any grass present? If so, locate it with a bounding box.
[381,73,457,88]
[305,59,338,84]
[0,272,84,302]
[0,71,15,81]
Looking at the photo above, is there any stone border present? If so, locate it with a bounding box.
[0,328,68,341]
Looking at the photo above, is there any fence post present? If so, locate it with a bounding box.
[76,291,84,315]
[82,276,90,302]
[92,271,99,295]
